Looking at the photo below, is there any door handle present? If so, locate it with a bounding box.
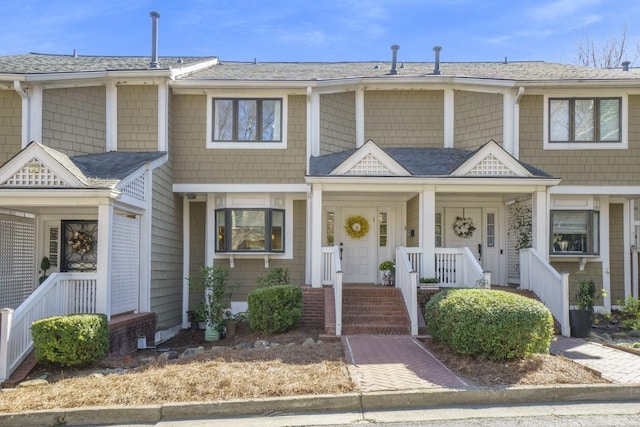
[339,242,343,261]
[477,243,482,261]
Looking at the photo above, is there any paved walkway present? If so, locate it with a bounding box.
[344,334,640,392]
[551,336,640,383]
[343,335,468,391]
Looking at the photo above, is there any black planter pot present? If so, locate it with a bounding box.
[569,309,592,338]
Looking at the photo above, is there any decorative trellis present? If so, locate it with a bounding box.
[346,153,392,175]
[121,174,146,201]
[0,214,36,308]
[2,158,69,187]
[466,154,515,176]
[111,214,140,315]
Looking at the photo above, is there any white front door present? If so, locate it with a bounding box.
[444,206,505,285]
[340,207,376,283]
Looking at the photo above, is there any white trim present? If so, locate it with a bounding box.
[331,139,410,176]
[420,187,436,278]
[29,83,42,145]
[182,197,191,329]
[311,184,323,287]
[503,89,515,155]
[205,94,288,150]
[624,199,632,300]
[97,202,114,319]
[304,179,558,192]
[173,183,308,194]
[542,93,628,150]
[600,196,612,312]
[311,91,320,154]
[14,81,30,148]
[158,82,168,152]
[138,167,152,313]
[205,193,215,267]
[106,82,117,151]
[356,88,365,148]
[452,140,532,177]
[443,89,454,148]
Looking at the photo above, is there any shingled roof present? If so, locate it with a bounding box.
[70,151,166,180]
[309,146,552,178]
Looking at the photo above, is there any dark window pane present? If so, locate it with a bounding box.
[231,210,265,250]
[237,100,257,141]
[574,99,594,141]
[271,210,284,251]
[262,100,281,141]
[214,100,233,141]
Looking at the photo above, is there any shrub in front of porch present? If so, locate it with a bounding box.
[31,314,108,367]
[248,285,302,335]
[425,289,553,361]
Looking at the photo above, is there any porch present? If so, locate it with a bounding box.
[320,244,570,338]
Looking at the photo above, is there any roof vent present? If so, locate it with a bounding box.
[503,56,508,64]
[389,44,400,75]
[72,49,78,58]
[622,60,631,71]
[149,11,160,69]
[432,46,442,75]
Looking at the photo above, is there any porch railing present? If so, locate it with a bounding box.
[396,247,419,335]
[321,246,343,335]
[519,248,570,337]
[0,272,97,382]
[402,247,489,287]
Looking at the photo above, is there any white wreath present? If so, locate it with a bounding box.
[453,216,476,238]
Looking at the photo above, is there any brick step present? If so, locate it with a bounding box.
[343,316,409,324]
[342,324,410,335]
[343,311,407,318]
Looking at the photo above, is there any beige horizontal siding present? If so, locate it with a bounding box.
[42,87,106,155]
[519,95,640,185]
[0,90,21,164]
[364,90,444,147]
[171,94,306,184]
[454,90,503,149]
[117,85,158,152]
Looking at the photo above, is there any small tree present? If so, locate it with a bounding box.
[189,266,237,327]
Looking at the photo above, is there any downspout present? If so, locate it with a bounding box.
[513,87,525,159]
[14,80,29,147]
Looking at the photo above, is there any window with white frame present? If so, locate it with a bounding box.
[208,96,287,149]
[215,208,284,253]
[550,210,599,255]
[545,95,626,150]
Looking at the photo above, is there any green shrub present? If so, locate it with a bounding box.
[31,314,109,367]
[425,289,554,361]
[256,267,290,288]
[620,297,640,329]
[248,285,302,335]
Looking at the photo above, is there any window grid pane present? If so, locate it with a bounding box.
[237,100,257,141]
[574,99,594,141]
[379,212,388,247]
[486,213,495,248]
[435,213,442,247]
[261,100,281,141]
[326,212,335,245]
[550,99,569,141]
[231,210,265,251]
[599,99,620,141]
[271,210,284,251]
[214,100,233,141]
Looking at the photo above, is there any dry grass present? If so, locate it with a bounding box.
[423,338,609,387]
[0,327,610,414]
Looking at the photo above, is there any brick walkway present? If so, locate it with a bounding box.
[343,335,467,391]
[551,336,640,383]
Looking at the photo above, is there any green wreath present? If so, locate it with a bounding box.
[344,215,369,239]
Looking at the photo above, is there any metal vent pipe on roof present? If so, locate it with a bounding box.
[622,61,631,71]
[432,46,442,75]
[149,11,160,69]
[389,44,400,75]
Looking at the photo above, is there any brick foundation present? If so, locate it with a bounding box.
[108,312,156,356]
[301,287,325,328]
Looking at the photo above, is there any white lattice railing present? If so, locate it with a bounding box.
[520,248,570,337]
[0,272,97,381]
[396,247,419,335]
[402,247,488,287]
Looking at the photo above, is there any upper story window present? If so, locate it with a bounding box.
[544,94,627,150]
[207,96,288,149]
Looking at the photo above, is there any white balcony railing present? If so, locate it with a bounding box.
[396,247,419,335]
[520,248,570,337]
[0,272,97,381]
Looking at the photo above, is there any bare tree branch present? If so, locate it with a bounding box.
[575,24,639,68]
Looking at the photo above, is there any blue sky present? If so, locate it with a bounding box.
[2,0,639,64]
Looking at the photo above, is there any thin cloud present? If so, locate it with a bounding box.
[529,0,602,22]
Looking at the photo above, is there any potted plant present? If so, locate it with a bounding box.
[187,301,208,330]
[570,280,606,338]
[379,260,395,286]
[189,266,238,342]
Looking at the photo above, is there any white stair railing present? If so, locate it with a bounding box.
[0,272,97,382]
[396,247,419,335]
[332,246,343,336]
[520,248,570,337]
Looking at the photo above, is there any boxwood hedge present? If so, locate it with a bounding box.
[31,313,109,367]
[248,285,302,335]
[425,289,553,360]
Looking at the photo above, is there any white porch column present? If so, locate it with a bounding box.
[624,199,632,301]
[600,195,611,312]
[503,89,515,155]
[182,196,191,329]
[96,202,114,319]
[443,89,454,148]
[531,189,548,258]
[138,167,153,313]
[310,184,323,287]
[205,193,216,267]
[356,88,365,147]
[419,187,436,278]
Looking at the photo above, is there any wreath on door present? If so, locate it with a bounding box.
[453,216,476,238]
[344,215,370,239]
